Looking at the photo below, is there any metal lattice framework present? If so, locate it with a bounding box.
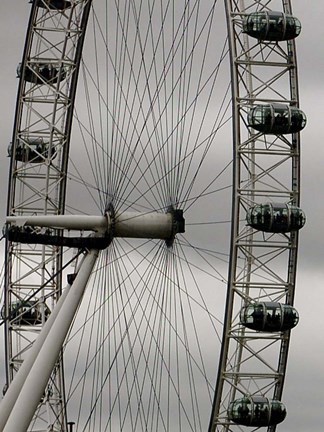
[209,0,302,430]
[1,1,303,431]
[3,2,92,429]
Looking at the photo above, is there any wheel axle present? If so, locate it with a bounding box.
[5,208,185,249]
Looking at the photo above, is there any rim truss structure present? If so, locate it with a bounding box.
[3,1,92,430]
[210,0,303,431]
[1,1,304,431]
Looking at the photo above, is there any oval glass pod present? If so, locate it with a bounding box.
[246,202,306,233]
[8,138,56,163]
[228,396,286,427]
[240,302,299,332]
[243,11,301,41]
[17,62,67,85]
[1,300,50,326]
[248,103,306,135]
[32,0,72,10]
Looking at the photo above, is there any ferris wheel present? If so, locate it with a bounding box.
[0,1,306,431]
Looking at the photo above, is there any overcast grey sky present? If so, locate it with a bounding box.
[0,2,323,431]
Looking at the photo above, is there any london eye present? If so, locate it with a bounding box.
[0,1,305,431]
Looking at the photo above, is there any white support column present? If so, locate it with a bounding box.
[0,283,70,430]
[2,249,99,432]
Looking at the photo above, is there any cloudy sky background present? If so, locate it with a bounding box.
[0,1,323,431]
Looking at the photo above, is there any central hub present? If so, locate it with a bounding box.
[112,209,185,240]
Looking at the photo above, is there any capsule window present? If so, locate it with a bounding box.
[270,400,287,424]
[246,204,272,232]
[282,305,299,330]
[246,203,306,233]
[228,396,286,427]
[8,138,56,163]
[290,206,306,230]
[240,302,299,332]
[17,62,67,85]
[285,15,302,39]
[273,205,289,232]
[290,107,307,133]
[228,397,252,426]
[1,300,50,326]
[243,11,301,41]
[248,104,306,135]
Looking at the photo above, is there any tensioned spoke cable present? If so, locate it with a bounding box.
[87,5,167,210]
[115,61,231,212]
[151,249,172,430]
[175,238,225,333]
[76,65,106,210]
[171,0,215,205]
[108,1,126,202]
[88,2,230,216]
[169,0,209,207]
[156,0,203,207]
[174,236,228,286]
[113,116,230,214]
[111,3,175,204]
[74,69,167,213]
[149,0,174,207]
[92,10,108,204]
[105,1,110,209]
[109,240,218,428]
[69,114,106,212]
[66,243,166,427]
[171,258,220,422]
[109,7,174,209]
[178,60,231,209]
[93,0,165,208]
[121,0,168,207]
[182,157,232,211]
[82,70,104,207]
[114,2,212,209]
[64,242,163,349]
[171,2,195,205]
[133,0,176,208]
[49,1,236,430]
[79,243,168,428]
[172,259,198,430]
[110,1,136,203]
[114,243,169,431]
[62,243,223,430]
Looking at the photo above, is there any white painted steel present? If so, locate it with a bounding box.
[6,211,174,240]
[114,212,173,239]
[2,250,98,432]
[0,283,70,431]
[208,1,303,430]
[6,215,109,231]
